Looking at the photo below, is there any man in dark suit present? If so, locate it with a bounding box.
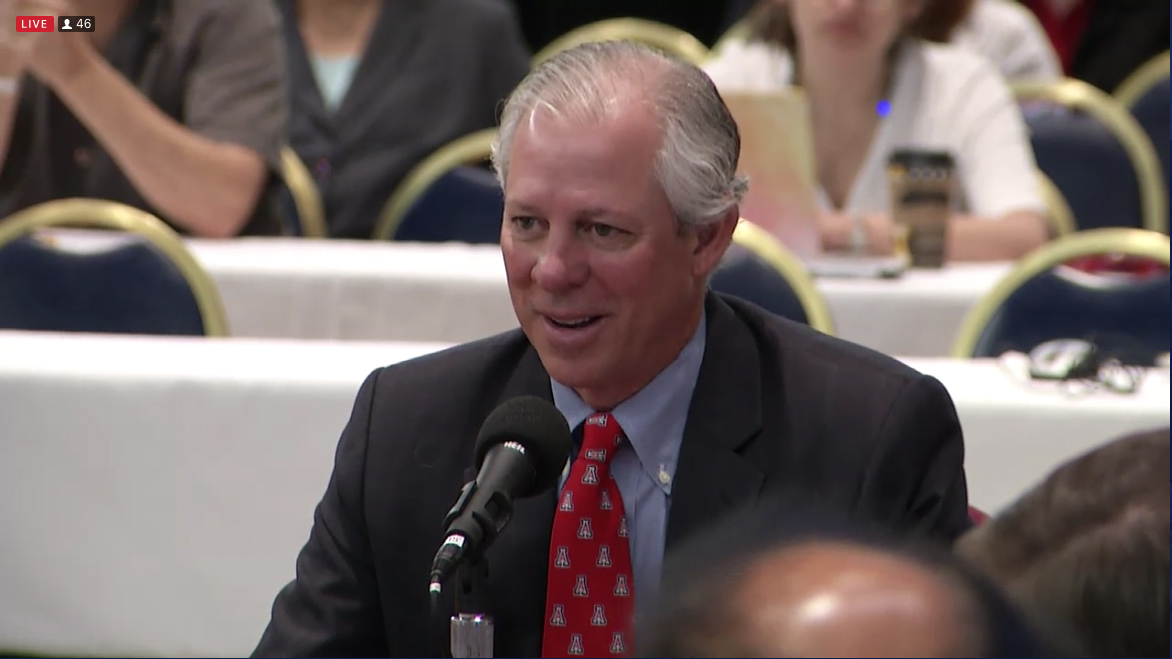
[252,40,971,658]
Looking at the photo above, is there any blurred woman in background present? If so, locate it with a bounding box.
[704,0,1050,262]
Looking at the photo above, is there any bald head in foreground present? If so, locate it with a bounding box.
[638,504,1060,658]
[252,40,971,657]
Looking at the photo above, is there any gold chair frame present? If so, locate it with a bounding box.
[731,220,836,335]
[533,18,710,66]
[1036,170,1076,237]
[1012,78,1168,234]
[280,146,328,238]
[372,128,498,242]
[1114,51,1170,110]
[0,198,230,336]
[950,227,1170,358]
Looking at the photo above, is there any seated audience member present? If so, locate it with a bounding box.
[0,0,287,237]
[280,0,531,239]
[929,0,1062,82]
[637,502,1067,657]
[956,427,1170,658]
[704,0,1049,262]
[1017,0,1170,94]
[251,41,971,657]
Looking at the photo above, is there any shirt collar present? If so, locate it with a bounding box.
[550,310,707,495]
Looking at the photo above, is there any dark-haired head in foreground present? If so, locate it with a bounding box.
[956,427,1170,658]
[637,500,1067,657]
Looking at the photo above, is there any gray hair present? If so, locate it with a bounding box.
[491,41,749,228]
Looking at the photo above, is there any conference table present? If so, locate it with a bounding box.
[49,233,1013,357]
[0,331,1166,657]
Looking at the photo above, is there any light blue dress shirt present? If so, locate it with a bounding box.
[550,311,707,608]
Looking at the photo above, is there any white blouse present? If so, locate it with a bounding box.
[703,39,1047,219]
[952,0,1062,83]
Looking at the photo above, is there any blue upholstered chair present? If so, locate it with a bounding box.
[0,199,229,336]
[709,220,835,334]
[1115,52,1170,210]
[373,129,503,243]
[952,228,1170,367]
[389,166,504,244]
[1013,79,1167,234]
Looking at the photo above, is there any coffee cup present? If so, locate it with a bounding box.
[887,149,955,268]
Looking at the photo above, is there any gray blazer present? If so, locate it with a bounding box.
[279,0,531,239]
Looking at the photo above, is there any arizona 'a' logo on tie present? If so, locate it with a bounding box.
[617,515,629,538]
[599,489,613,510]
[585,448,607,461]
[568,633,585,655]
[610,631,626,654]
[591,604,608,626]
[597,544,612,567]
[577,517,594,539]
[559,490,574,511]
[554,546,571,568]
[614,573,630,597]
[549,604,567,627]
[587,414,607,427]
[582,463,600,484]
[573,574,589,597]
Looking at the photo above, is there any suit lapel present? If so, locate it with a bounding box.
[278,1,332,136]
[666,294,767,549]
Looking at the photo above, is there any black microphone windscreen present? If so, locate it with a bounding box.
[474,396,572,497]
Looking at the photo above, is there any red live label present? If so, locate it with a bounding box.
[15,16,54,32]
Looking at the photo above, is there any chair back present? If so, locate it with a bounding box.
[1114,51,1170,108]
[392,166,504,244]
[0,199,228,336]
[1117,52,1170,204]
[709,220,835,334]
[1013,79,1167,234]
[373,129,501,242]
[533,19,710,66]
[952,228,1170,366]
[1129,76,1171,203]
[1036,170,1076,237]
[279,146,328,238]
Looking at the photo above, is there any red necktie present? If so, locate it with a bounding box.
[542,412,634,658]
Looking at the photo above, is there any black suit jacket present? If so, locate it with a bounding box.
[253,293,971,657]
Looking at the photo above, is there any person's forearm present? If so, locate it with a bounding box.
[820,210,1048,262]
[946,211,1048,262]
[50,49,266,237]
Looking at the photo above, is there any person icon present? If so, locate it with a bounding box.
[60,18,72,29]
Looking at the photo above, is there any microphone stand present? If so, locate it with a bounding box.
[450,555,493,658]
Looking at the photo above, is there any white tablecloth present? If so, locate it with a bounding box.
[47,234,1011,356]
[1,332,1164,656]
[818,263,1013,356]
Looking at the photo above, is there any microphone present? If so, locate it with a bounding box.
[428,396,572,598]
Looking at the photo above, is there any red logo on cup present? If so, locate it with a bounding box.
[15,16,54,32]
